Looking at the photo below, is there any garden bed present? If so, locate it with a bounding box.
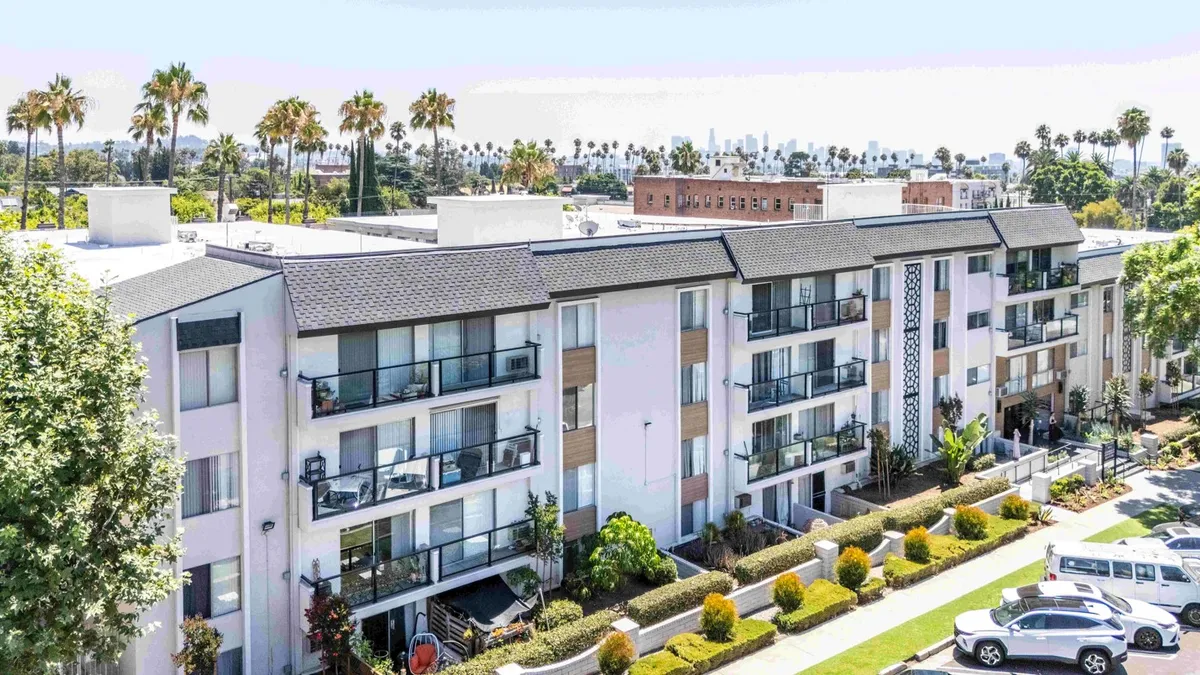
[660,619,777,673]
[773,579,858,632]
[844,458,989,510]
[1049,475,1131,512]
[670,518,793,575]
[883,514,1029,589]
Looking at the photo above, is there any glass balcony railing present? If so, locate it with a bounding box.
[741,296,867,340]
[438,345,540,394]
[739,359,867,412]
[432,430,539,489]
[1002,263,1079,295]
[303,549,431,608]
[735,421,867,483]
[433,519,537,580]
[1003,314,1079,350]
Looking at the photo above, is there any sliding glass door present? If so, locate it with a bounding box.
[430,492,493,576]
[431,403,496,486]
[434,317,494,391]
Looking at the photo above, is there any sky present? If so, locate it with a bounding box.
[2,0,1198,160]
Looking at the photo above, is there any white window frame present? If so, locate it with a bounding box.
[182,451,241,519]
[560,301,597,350]
[872,266,892,301]
[967,364,991,386]
[180,346,238,411]
[871,389,889,424]
[967,254,991,274]
[872,328,890,363]
[933,258,951,292]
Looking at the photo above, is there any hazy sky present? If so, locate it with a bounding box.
[2,0,1198,159]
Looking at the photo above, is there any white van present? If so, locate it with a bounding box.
[1044,541,1200,626]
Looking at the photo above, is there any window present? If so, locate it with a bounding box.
[761,197,769,210]
[1017,614,1047,630]
[1103,333,1113,359]
[932,319,948,350]
[718,196,725,208]
[563,463,595,512]
[217,648,243,675]
[680,289,708,330]
[751,197,759,210]
[1163,566,1191,582]
[182,452,240,518]
[180,347,238,411]
[562,384,595,431]
[1112,562,1133,579]
[872,267,891,300]
[1005,303,1028,329]
[1070,339,1088,358]
[681,436,707,478]
[183,557,241,619]
[774,198,782,211]
[1032,298,1055,323]
[872,390,889,424]
[967,310,990,330]
[1070,292,1088,309]
[1036,349,1052,373]
[932,374,948,407]
[1135,564,1156,582]
[1061,557,1110,577]
[1174,337,1186,353]
[967,365,990,386]
[933,259,950,291]
[681,499,707,537]
[705,195,711,208]
[1103,287,1114,313]
[739,197,746,210]
[967,254,991,274]
[872,328,890,363]
[561,303,596,350]
[647,193,653,205]
[664,194,670,207]
[681,363,707,405]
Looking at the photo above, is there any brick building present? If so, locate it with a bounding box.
[633,175,825,222]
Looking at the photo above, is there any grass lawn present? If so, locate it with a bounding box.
[797,505,1177,675]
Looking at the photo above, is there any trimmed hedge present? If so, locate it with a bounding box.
[628,572,734,628]
[773,579,857,633]
[535,599,584,631]
[854,576,886,604]
[629,651,694,675]
[440,609,620,675]
[938,477,1011,509]
[665,619,777,673]
[1162,424,1199,444]
[880,499,946,533]
[883,515,1028,589]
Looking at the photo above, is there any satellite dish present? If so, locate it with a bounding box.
[578,220,599,238]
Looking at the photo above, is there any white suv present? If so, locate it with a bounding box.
[954,596,1128,674]
[1001,581,1180,651]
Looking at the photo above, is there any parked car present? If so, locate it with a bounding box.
[954,596,1127,673]
[1124,526,1200,559]
[1044,541,1200,626]
[1001,581,1180,650]
[1153,504,1200,531]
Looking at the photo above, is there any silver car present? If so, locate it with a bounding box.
[1119,526,1200,559]
[1001,581,1180,651]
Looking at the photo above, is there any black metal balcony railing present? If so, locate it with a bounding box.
[1003,314,1079,350]
[735,421,867,483]
[304,549,431,608]
[740,296,867,341]
[432,430,539,489]
[1165,371,1200,398]
[1002,263,1079,295]
[434,519,536,580]
[309,343,540,418]
[738,359,868,412]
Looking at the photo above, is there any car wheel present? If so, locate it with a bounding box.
[1183,603,1200,627]
[1134,627,1163,651]
[973,641,1006,668]
[1079,649,1112,675]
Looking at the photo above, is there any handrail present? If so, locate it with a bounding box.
[999,263,1079,295]
[1000,314,1079,349]
[737,296,867,340]
[737,358,868,412]
[735,421,867,483]
[301,548,431,608]
[308,342,542,381]
[432,518,537,580]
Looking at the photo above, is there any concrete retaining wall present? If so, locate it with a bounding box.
[830,489,888,518]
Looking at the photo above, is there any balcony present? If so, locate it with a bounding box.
[1000,263,1079,296]
[433,519,536,580]
[737,359,867,413]
[997,377,1027,398]
[308,344,540,418]
[302,549,431,608]
[1001,314,1079,350]
[736,421,866,483]
[1162,371,1200,401]
[301,430,539,521]
[740,296,867,341]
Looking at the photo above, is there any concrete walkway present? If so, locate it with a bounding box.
[713,468,1200,675]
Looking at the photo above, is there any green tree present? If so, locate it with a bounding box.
[102,139,114,184]
[1166,148,1189,176]
[1137,371,1156,431]
[934,146,952,173]
[409,88,455,196]
[141,62,208,188]
[1028,157,1115,210]
[525,491,564,607]
[348,140,386,214]
[129,102,168,185]
[1117,107,1152,223]
[669,140,702,175]
[1035,124,1052,149]
[5,90,50,229]
[254,106,283,222]
[305,593,356,675]
[297,117,329,221]
[170,192,216,223]
[502,139,555,190]
[1102,375,1132,431]
[588,515,658,592]
[40,74,92,229]
[784,151,810,177]
[265,97,315,223]
[1122,226,1200,361]
[171,616,222,675]
[203,133,243,222]
[0,237,183,670]
[934,413,989,484]
[1073,198,1132,229]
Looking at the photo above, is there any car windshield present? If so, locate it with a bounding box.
[1097,589,1132,613]
[1146,531,1174,541]
[991,601,1025,626]
[1185,561,1200,583]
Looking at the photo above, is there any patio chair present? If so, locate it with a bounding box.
[409,633,442,674]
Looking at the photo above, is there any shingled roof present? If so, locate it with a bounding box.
[854,214,1002,259]
[283,246,550,335]
[107,255,279,323]
[532,238,736,297]
[1078,250,1126,286]
[722,221,874,282]
[988,205,1085,250]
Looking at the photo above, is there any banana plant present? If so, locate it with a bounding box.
[935,413,991,484]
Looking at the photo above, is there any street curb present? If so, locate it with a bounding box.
[876,663,906,675]
[914,635,955,661]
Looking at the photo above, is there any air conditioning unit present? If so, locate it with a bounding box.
[734,493,752,509]
[507,355,530,373]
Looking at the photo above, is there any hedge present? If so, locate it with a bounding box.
[879,498,946,533]
[882,515,1028,589]
[1162,424,1199,444]
[440,609,620,675]
[665,619,777,673]
[629,651,694,675]
[854,576,886,604]
[937,477,1011,509]
[628,572,734,628]
[773,579,857,633]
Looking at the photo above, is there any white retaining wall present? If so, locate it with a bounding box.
[830,489,888,518]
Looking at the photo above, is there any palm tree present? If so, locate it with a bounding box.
[41,74,92,229]
[340,90,387,215]
[268,97,314,223]
[297,117,328,220]
[102,139,115,184]
[1073,129,1086,153]
[953,152,966,174]
[255,107,283,222]
[1053,133,1070,156]
[472,141,482,171]
[204,134,242,224]
[669,140,702,175]
[1160,127,1175,163]
[501,139,555,190]
[1087,131,1100,155]
[1117,107,1152,223]
[129,101,168,184]
[1101,128,1119,164]
[5,90,50,229]
[408,88,455,196]
[1035,124,1052,149]
[934,146,951,173]
[141,62,209,187]
[1166,148,1189,176]
[890,151,898,167]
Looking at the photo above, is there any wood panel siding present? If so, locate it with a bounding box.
[872,361,890,391]
[932,408,944,432]
[562,346,596,389]
[1053,345,1067,370]
[933,348,950,377]
[1103,313,1114,334]
[681,401,708,440]
[995,356,1009,384]
[933,291,951,319]
[681,328,708,366]
[872,300,891,330]
[1103,358,1113,382]
[562,426,596,470]
[681,474,709,506]
[563,506,597,541]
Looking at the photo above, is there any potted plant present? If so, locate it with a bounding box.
[314,380,335,413]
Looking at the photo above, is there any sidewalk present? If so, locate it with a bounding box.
[714,468,1200,675]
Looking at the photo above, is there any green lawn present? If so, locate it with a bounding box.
[797,505,1177,675]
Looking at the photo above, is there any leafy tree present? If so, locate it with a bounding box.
[128,102,168,184]
[236,166,274,200]
[575,173,627,200]
[1073,198,1133,229]
[783,151,811,177]
[1137,371,1156,431]
[935,413,989,484]
[1028,158,1114,210]
[171,192,216,223]
[1123,227,1200,362]
[1102,376,1132,430]
[6,90,50,229]
[305,593,356,675]
[348,141,386,215]
[376,153,427,207]
[588,515,658,592]
[938,394,964,430]
[525,491,564,608]
[1068,384,1090,416]
[171,616,222,675]
[0,237,183,670]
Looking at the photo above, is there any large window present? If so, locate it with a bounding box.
[183,557,241,619]
[563,463,595,512]
[872,267,891,300]
[561,304,596,350]
[933,319,948,350]
[1070,292,1088,309]
[1071,339,1089,358]
[562,384,595,432]
[681,499,707,537]
[932,374,948,408]
[967,254,991,274]
[1103,287,1114,313]
[680,289,708,331]
[933,259,951,292]
[967,310,990,330]
[182,452,240,518]
[681,436,707,478]
[872,329,890,363]
[872,390,889,424]
[681,363,707,404]
[180,347,237,411]
[967,365,991,386]
[1036,348,1053,373]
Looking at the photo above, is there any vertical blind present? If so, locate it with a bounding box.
[680,289,707,330]
[340,427,376,474]
[561,304,596,350]
[179,347,237,411]
[182,452,240,518]
[681,363,707,404]
[210,556,241,617]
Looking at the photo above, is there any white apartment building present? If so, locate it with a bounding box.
[97,200,1184,675]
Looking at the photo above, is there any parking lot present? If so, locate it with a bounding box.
[916,627,1200,674]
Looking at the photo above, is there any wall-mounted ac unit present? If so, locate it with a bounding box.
[507,355,530,373]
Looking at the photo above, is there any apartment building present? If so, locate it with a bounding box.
[902,178,1003,210]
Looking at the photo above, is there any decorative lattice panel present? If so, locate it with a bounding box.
[901,262,922,455]
[1122,327,1133,374]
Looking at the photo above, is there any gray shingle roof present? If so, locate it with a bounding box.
[988,206,1084,249]
[854,214,1001,259]
[1078,250,1125,286]
[107,255,279,323]
[533,238,736,296]
[283,246,550,335]
[722,221,874,281]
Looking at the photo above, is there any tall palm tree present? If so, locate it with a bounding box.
[41,74,92,229]
[268,97,314,223]
[297,117,328,220]
[1053,133,1070,156]
[339,90,387,215]
[1034,124,1052,149]
[953,152,966,174]
[102,139,115,184]
[204,134,243,223]
[669,140,703,175]
[1101,128,1119,164]
[6,90,50,229]
[1087,131,1100,155]
[1117,107,1152,224]
[934,146,951,173]
[586,141,596,171]
[501,139,555,190]
[1013,141,1032,185]
[141,62,208,187]
[255,107,283,222]
[1160,127,1175,163]
[408,88,455,196]
[129,101,168,184]
[1073,129,1086,153]
[1166,148,1188,176]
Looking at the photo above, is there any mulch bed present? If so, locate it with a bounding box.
[845,459,986,510]
[1051,482,1132,513]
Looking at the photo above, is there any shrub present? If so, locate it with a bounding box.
[999,494,1031,521]
[771,572,806,613]
[627,572,734,628]
[644,555,678,585]
[534,600,583,631]
[773,579,857,632]
[507,567,542,598]
[723,510,747,534]
[882,499,946,533]
[856,577,886,603]
[591,516,660,592]
[803,518,829,533]
[883,553,930,588]
[835,547,871,590]
[968,453,997,472]
[699,593,737,642]
[939,477,1011,509]
[440,610,620,675]
[904,527,932,563]
[1050,474,1085,501]
[628,651,693,675]
[954,505,989,540]
[665,620,776,673]
[597,632,636,675]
